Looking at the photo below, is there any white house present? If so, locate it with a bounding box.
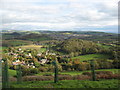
[40,59,48,64]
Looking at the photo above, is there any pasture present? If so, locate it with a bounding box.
[0,46,7,54]
[9,69,16,77]
[35,69,119,76]
[9,69,119,77]
[2,40,32,47]
[71,54,111,62]
[97,43,111,49]
[0,47,7,50]
[10,79,119,88]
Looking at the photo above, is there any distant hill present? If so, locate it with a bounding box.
[2,30,118,43]
[53,39,102,55]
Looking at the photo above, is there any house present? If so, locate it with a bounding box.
[32,66,35,68]
[12,61,25,65]
[18,48,22,51]
[12,60,25,65]
[39,59,48,64]
[37,53,42,56]
[49,53,56,55]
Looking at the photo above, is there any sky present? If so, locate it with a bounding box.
[0,0,119,33]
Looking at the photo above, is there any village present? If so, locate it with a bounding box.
[2,47,56,68]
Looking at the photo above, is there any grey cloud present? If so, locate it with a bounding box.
[0,0,118,32]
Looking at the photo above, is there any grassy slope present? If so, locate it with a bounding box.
[9,69,16,77]
[10,79,119,88]
[71,54,111,61]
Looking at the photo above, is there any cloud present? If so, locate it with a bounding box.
[1,0,119,32]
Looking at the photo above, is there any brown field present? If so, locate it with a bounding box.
[18,45,43,50]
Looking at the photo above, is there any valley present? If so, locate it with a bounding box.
[1,30,120,88]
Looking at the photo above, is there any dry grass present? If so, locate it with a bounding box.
[19,45,43,50]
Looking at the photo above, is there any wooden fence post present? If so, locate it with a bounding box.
[52,58,58,83]
[2,59,9,88]
[90,60,96,81]
[16,64,22,84]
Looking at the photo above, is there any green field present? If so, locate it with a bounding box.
[7,68,120,88]
[0,47,7,50]
[9,69,119,77]
[0,47,1,49]
[39,48,46,52]
[10,79,119,88]
[35,69,120,76]
[97,43,111,49]
[0,47,8,54]
[71,54,111,62]
[9,69,16,77]
[60,69,119,75]
[3,40,32,47]
[28,37,51,41]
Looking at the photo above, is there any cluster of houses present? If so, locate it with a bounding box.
[2,47,56,68]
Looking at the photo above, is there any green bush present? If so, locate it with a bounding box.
[34,61,40,68]
[47,66,54,72]
[30,68,39,74]
[22,68,39,76]
[38,67,48,72]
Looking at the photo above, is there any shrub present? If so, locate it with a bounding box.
[96,71,113,75]
[38,67,48,72]
[82,72,92,76]
[9,77,17,82]
[30,68,39,74]
[73,75,91,80]
[43,73,53,76]
[58,74,72,80]
[34,61,40,68]
[96,74,120,80]
[22,76,54,81]
[47,66,54,72]
[22,68,30,76]
[82,71,120,80]
[22,68,39,76]
[58,64,63,71]
[82,71,113,76]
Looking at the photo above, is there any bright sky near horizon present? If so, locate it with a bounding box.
[0,0,119,33]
